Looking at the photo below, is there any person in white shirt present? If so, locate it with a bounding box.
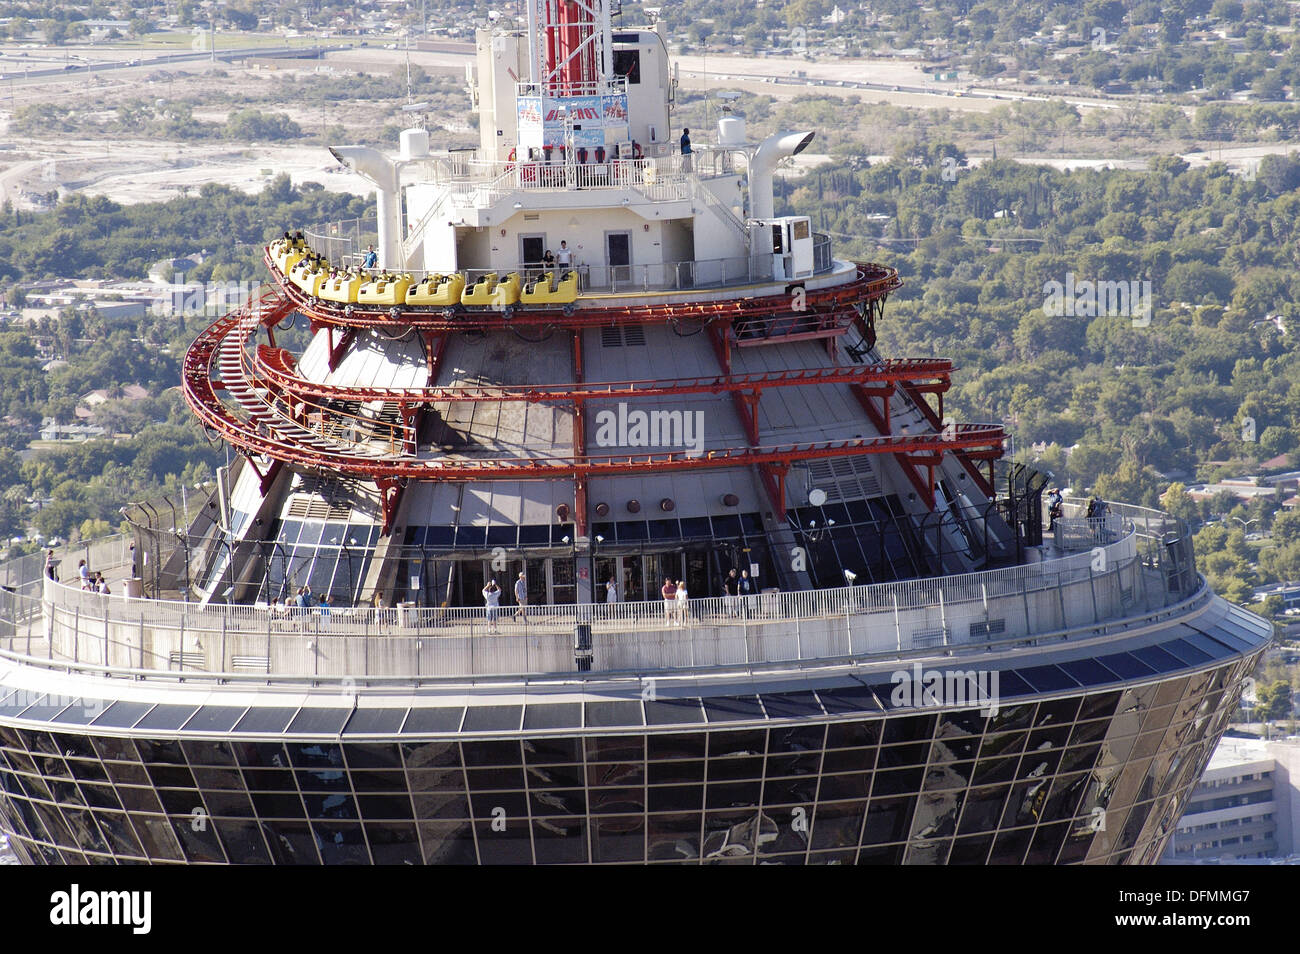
[482,580,501,632]
[674,579,689,625]
[555,240,572,269]
[514,571,528,620]
[605,576,618,603]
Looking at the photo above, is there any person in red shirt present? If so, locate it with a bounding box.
[661,577,676,622]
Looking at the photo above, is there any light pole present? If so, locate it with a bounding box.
[1232,517,1259,535]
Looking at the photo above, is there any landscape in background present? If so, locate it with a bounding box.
[0,0,1298,864]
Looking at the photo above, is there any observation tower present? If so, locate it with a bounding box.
[0,4,1272,865]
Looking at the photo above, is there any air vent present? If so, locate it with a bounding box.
[807,456,881,504]
[969,619,1006,639]
[288,473,357,520]
[168,652,206,670]
[600,326,646,347]
[231,655,270,672]
[911,628,949,649]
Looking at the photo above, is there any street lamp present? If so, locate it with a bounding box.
[1232,517,1259,534]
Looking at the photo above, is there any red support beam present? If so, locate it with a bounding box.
[572,331,588,538]
[707,325,785,519]
[375,477,405,537]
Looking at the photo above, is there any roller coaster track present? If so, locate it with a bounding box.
[262,247,902,332]
[252,344,956,406]
[183,287,1002,482]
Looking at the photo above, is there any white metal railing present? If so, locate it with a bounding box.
[0,525,1187,682]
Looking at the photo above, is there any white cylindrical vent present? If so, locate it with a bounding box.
[718,117,747,147]
[749,130,815,221]
[400,127,430,160]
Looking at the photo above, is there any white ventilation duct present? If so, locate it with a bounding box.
[748,130,815,221]
[329,146,401,269]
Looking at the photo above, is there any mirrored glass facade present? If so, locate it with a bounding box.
[0,652,1258,864]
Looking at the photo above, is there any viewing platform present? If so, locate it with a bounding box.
[0,504,1211,687]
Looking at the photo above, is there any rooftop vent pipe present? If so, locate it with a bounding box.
[329,146,401,270]
[748,131,815,221]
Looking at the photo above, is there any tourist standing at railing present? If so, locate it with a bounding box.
[556,241,572,271]
[674,580,689,625]
[45,550,57,581]
[661,577,676,622]
[514,572,528,620]
[739,569,754,618]
[1047,487,1063,532]
[680,128,692,172]
[483,580,501,633]
[723,569,740,616]
[78,559,90,590]
[605,576,619,603]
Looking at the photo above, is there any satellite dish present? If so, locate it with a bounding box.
[808,488,827,506]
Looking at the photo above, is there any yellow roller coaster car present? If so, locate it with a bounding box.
[519,269,579,305]
[491,272,522,307]
[358,272,414,306]
[405,273,466,306]
[318,271,364,304]
[288,258,327,297]
[460,272,499,306]
[272,240,307,277]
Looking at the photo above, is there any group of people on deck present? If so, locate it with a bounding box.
[477,563,759,629]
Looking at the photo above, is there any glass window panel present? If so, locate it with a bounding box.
[648,784,705,813]
[591,814,645,863]
[464,767,525,791]
[134,705,200,731]
[418,820,480,864]
[401,708,465,734]
[1017,665,1081,693]
[647,732,707,760]
[521,704,582,731]
[285,710,351,735]
[644,699,706,726]
[1097,652,1156,679]
[584,735,644,762]
[183,706,249,733]
[761,692,825,720]
[362,821,422,864]
[532,816,587,864]
[528,763,585,788]
[584,701,644,729]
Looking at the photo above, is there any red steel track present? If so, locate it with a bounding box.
[182,287,1003,484]
[181,261,1002,528]
[252,342,956,405]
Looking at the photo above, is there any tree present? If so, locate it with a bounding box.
[1255,679,1293,720]
[1160,483,1199,524]
[42,19,68,45]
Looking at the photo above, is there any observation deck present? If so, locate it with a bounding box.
[0,503,1243,690]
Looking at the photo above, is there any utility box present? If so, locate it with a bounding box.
[758,216,814,280]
